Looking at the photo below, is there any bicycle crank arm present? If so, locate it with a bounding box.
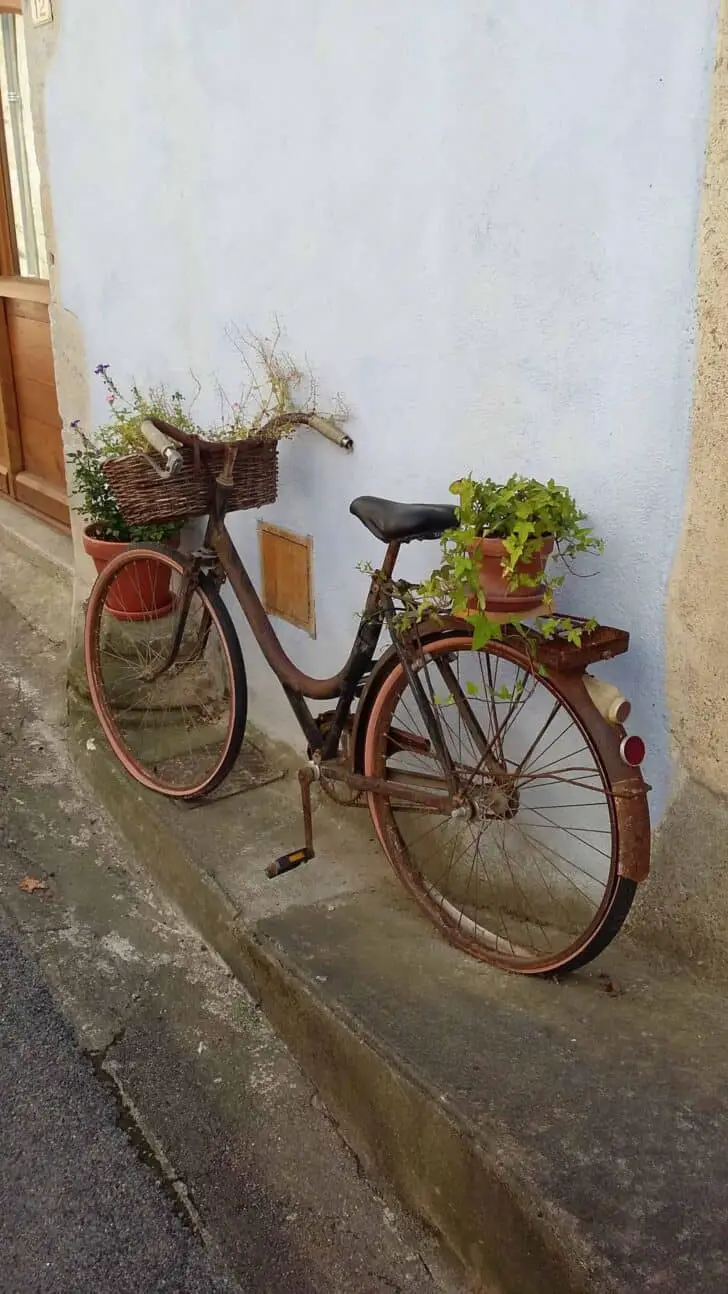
[266,767,317,880]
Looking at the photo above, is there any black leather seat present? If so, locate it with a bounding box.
[350,495,457,543]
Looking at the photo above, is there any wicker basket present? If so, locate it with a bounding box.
[102,437,278,526]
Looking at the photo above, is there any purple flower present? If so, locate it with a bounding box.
[94,363,109,376]
[70,419,80,429]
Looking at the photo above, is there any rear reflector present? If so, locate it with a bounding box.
[620,734,646,767]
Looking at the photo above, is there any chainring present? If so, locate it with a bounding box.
[308,715,363,807]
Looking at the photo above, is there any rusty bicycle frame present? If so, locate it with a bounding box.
[144,418,651,886]
[148,425,465,835]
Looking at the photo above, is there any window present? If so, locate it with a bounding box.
[0,12,47,278]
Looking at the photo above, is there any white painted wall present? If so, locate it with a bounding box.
[46,0,718,817]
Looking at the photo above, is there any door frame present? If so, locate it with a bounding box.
[0,0,67,525]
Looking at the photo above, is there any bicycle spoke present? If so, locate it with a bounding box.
[514,698,562,775]
[510,820,605,904]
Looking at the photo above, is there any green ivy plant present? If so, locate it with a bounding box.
[449,474,600,577]
[390,474,604,653]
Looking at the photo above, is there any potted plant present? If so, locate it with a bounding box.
[68,365,184,621]
[70,329,348,620]
[69,434,180,620]
[411,474,603,649]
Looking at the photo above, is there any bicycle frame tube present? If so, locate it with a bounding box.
[208,517,399,748]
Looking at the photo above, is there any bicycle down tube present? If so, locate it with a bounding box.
[205,515,398,734]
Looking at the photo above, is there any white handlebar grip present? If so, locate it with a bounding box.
[140,419,175,456]
[307,414,354,451]
[139,420,183,478]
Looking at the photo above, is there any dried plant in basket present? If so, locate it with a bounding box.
[69,326,349,534]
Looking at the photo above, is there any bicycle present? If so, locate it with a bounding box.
[84,417,651,976]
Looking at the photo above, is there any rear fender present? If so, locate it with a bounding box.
[553,670,651,883]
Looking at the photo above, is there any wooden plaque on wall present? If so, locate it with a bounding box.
[258,521,315,637]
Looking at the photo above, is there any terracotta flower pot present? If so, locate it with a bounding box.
[82,527,177,622]
[467,535,554,614]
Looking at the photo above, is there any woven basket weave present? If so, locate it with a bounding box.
[102,437,278,526]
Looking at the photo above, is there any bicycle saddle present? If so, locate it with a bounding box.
[350,495,457,543]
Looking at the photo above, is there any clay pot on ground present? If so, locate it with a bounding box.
[467,535,554,614]
[82,526,178,621]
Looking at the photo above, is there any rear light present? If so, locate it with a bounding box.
[584,674,631,725]
[620,734,646,767]
[610,697,631,725]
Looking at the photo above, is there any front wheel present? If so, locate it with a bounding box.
[363,633,641,975]
[84,544,247,799]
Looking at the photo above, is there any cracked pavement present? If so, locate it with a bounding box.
[0,574,458,1293]
[0,907,241,1294]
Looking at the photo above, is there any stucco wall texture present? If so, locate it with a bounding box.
[669,17,728,801]
[627,1,728,977]
[40,4,717,840]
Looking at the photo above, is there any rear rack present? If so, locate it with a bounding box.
[520,620,630,673]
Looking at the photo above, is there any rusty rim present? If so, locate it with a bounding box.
[364,634,622,974]
[85,548,242,798]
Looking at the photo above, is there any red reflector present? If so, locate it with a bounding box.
[620,735,646,767]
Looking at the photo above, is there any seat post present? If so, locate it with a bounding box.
[360,539,401,648]
[381,541,401,580]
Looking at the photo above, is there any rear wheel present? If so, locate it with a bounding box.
[84,545,246,798]
[363,633,636,975]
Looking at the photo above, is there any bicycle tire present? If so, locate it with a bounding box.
[362,630,639,975]
[84,544,247,799]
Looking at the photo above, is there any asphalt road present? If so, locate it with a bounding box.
[0,908,241,1294]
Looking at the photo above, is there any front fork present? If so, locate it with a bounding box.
[144,549,222,682]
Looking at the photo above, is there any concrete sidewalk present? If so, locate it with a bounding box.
[68,654,728,1293]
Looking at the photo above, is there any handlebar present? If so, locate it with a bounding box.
[305,414,354,452]
[139,413,354,462]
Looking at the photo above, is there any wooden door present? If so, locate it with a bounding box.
[0,4,67,528]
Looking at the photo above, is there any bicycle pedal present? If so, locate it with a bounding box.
[266,847,314,879]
